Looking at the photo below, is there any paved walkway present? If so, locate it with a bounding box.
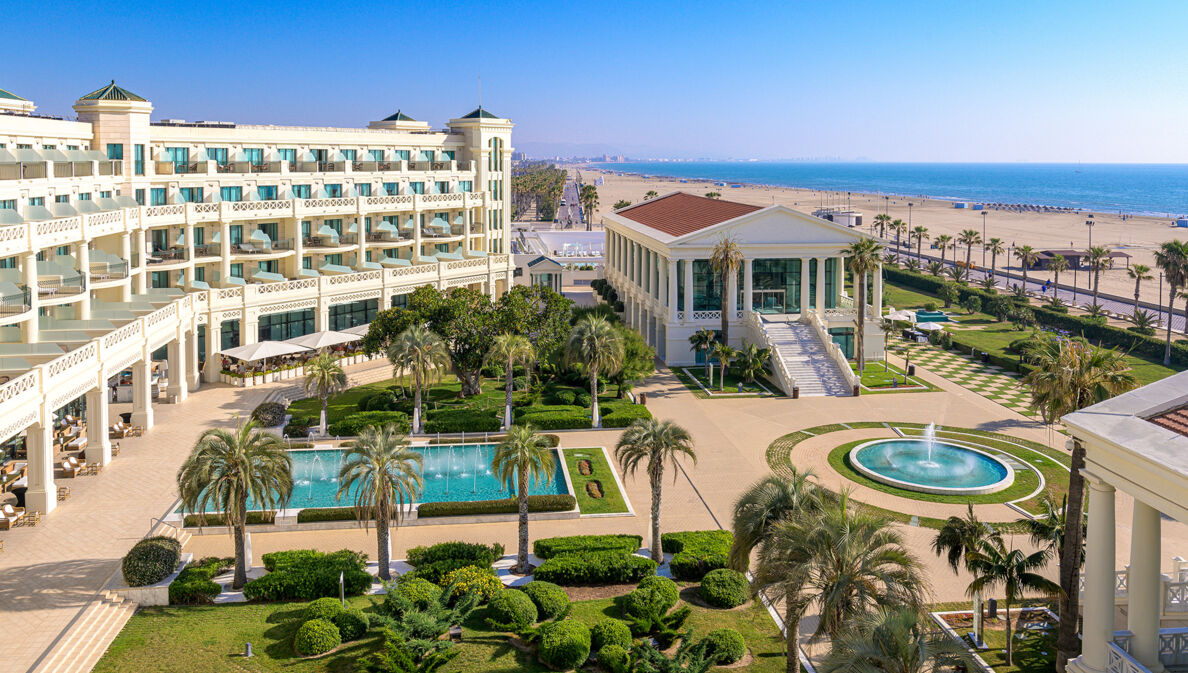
[890,340,1040,419]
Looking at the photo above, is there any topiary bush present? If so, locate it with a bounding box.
[661,530,734,581]
[424,408,501,433]
[522,580,569,620]
[537,619,592,670]
[393,577,442,610]
[590,618,632,652]
[121,536,182,587]
[620,575,679,620]
[168,556,233,605]
[332,608,369,642]
[442,565,503,604]
[701,627,746,664]
[534,534,642,559]
[699,568,749,608]
[599,644,630,673]
[637,576,679,611]
[533,551,656,586]
[293,618,341,656]
[244,549,371,602]
[251,401,287,427]
[575,391,592,407]
[485,588,538,631]
[550,389,577,405]
[406,541,504,568]
[305,596,345,622]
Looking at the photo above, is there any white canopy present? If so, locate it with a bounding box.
[916,321,946,332]
[219,341,311,362]
[283,330,359,349]
[340,324,371,336]
[886,310,916,322]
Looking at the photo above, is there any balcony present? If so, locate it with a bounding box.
[97,160,122,176]
[89,261,128,281]
[351,161,402,172]
[234,239,293,254]
[146,248,188,265]
[194,243,220,258]
[0,162,46,180]
[52,162,96,178]
[0,284,30,316]
[37,275,86,297]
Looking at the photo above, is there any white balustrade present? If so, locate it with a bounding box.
[806,310,859,390]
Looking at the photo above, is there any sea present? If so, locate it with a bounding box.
[589,162,1188,218]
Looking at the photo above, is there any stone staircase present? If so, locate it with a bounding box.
[32,590,137,673]
[762,320,852,397]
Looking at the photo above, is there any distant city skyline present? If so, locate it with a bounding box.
[3,0,1185,163]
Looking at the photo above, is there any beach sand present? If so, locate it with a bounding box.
[572,166,1188,307]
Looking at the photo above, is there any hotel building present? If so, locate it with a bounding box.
[0,82,514,515]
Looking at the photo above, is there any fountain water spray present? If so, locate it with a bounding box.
[922,422,939,468]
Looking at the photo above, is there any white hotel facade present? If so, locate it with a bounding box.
[0,82,514,515]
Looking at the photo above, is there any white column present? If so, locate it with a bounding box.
[219,220,231,284]
[20,252,38,343]
[119,233,132,302]
[167,331,188,403]
[1129,499,1165,673]
[743,258,753,315]
[187,328,201,391]
[135,229,148,294]
[183,223,196,289]
[667,259,678,322]
[76,241,91,320]
[815,257,826,318]
[872,262,883,316]
[203,321,222,383]
[799,257,810,315]
[413,209,423,259]
[1079,475,1117,673]
[727,265,738,329]
[24,417,56,514]
[85,386,112,465]
[130,360,154,429]
[834,255,844,301]
[683,259,693,324]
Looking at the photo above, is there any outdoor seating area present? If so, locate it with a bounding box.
[216,328,375,386]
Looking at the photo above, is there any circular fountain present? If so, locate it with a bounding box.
[847,424,1014,496]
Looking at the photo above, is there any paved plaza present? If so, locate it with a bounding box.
[891,340,1040,419]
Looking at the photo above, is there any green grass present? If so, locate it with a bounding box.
[850,361,940,393]
[670,365,782,399]
[96,590,788,673]
[562,448,629,515]
[980,624,1057,673]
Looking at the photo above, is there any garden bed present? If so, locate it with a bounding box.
[562,448,630,515]
[850,361,939,393]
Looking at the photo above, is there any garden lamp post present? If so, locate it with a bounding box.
[1085,218,1095,249]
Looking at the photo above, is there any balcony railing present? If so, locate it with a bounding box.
[194,244,220,258]
[147,248,188,265]
[90,261,128,280]
[37,275,86,296]
[302,236,344,249]
[351,161,401,172]
[154,161,207,175]
[97,160,122,176]
[0,163,47,179]
[0,285,30,315]
[234,239,293,254]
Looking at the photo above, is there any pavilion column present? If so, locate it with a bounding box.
[834,255,844,302]
[872,263,883,317]
[76,241,91,320]
[1078,474,1117,673]
[21,251,39,344]
[135,229,148,294]
[1129,499,1165,673]
[183,223,196,289]
[24,414,56,515]
[85,386,111,466]
[119,233,132,301]
[743,258,753,315]
[219,220,231,284]
[683,260,693,324]
[203,322,222,383]
[167,329,188,403]
[667,259,678,322]
[799,257,810,316]
[130,359,154,430]
[187,327,201,391]
[815,257,826,318]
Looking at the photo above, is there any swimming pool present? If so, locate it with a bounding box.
[915,310,952,323]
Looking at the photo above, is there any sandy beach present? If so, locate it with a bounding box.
[574,166,1188,307]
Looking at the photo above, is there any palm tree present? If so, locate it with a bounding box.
[820,606,974,673]
[958,229,982,268]
[1014,245,1039,293]
[337,424,422,581]
[873,213,891,239]
[615,418,696,562]
[710,236,744,345]
[891,219,907,250]
[486,334,535,430]
[1154,240,1188,365]
[1048,255,1069,304]
[910,225,929,260]
[985,237,1005,281]
[933,503,997,642]
[732,341,771,384]
[1127,263,1153,312]
[645,189,659,200]
[1018,493,1075,560]
[388,324,451,434]
[564,315,624,428]
[728,469,820,571]
[966,535,1060,667]
[491,425,554,574]
[844,238,884,372]
[934,235,952,266]
[688,329,716,380]
[710,341,737,391]
[926,261,943,277]
[304,352,347,436]
[1022,337,1138,668]
[579,183,599,231]
[613,199,632,210]
[177,420,293,589]
[705,192,722,200]
[1087,246,1112,304]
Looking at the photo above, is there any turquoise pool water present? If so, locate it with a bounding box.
[915,310,952,323]
[195,444,569,512]
[850,439,1012,494]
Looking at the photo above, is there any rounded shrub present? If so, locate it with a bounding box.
[443,565,503,604]
[701,627,746,664]
[121,536,181,587]
[293,618,341,656]
[551,390,577,405]
[512,376,527,391]
[637,575,679,611]
[599,644,630,673]
[486,589,538,630]
[305,596,345,622]
[332,608,369,642]
[575,392,592,407]
[699,568,749,608]
[590,618,632,652]
[537,619,592,670]
[251,401,287,427]
[394,577,442,609]
[522,580,569,620]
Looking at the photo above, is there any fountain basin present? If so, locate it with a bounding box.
[848,439,1014,496]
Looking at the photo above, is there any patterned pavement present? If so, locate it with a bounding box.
[889,341,1040,419]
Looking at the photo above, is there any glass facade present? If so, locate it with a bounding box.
[328,299,377,330]
[692,260,720,311]
[391,293,409,309]
[258,309,314,342]
[220,318,240,350]
[750,258,802,314]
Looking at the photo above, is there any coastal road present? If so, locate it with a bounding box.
[557,177,582,229]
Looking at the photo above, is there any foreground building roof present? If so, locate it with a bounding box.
[0,87,27,101]
[613,192,762,237]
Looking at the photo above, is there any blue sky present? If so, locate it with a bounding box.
[3,0,1185,162]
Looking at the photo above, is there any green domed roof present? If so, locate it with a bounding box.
[79,80,146,102]
[382,110,416,122]
[461,106,499,119]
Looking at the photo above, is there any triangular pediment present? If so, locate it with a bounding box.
[673,205,869,248]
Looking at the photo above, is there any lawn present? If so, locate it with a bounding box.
[682,366,774,395]
[95,588,788,673]
[979,622,1057,673]
[562,447,630,515]
[850,361,940,393]
[670,365,781,399]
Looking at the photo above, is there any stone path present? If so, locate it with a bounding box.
[890,341,1040,419]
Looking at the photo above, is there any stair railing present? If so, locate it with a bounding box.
[803,311,859,392]
[743,310,797,395]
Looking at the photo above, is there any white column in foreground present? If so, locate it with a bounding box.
[131,360,155,429]
[1075,475,1116,673]
[1129,498,1165,673]
[85,386,112,466]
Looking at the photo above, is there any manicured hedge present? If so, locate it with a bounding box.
[327,410,410,436]
[392,577,442,610]
[168,556,233,605]
[601,405,652,428]
[442,565,503,603]
[591,618,633,652]
[424,408,501,433]
[699,568,750,608]
[295,507,374,523]
[183,511,276,527]
[661,530,733,581]
[416,495,576,518]
[702,627,746,664]
[122,536,182,587]
[305,597,345,621]
[515,407,591,430]
[599,644,630,673]
[251,401,288,427]
[486,589,538,630]
[533,551,656,586]
[537,619,592,670]
[620,575,679,618]
[293,618,341,656]
[244,549,371,602]
[333,608,369,642]
[522,580,570,620]
[407,541,504,568]
[534,534,643,559]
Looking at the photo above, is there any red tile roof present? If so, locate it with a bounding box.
[615,192,762,237]
[1149,405,1188,438]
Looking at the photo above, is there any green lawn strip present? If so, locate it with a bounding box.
[850,361,940,393]
[562,448,628,515]
[670,365,781,399]
[684,366,772,394]
[979,625,1057,673]
[846,421,892,429]
[670,366,712,399]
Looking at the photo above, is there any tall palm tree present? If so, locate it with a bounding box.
[1022,337,1138,669]
[615,418,696,562]
[688,329,716,380]
[388,324,451,434]
[985,237,1006,281]
[891,219,907,250]
[820,607,974,673]
[486,334,535,430]
[1018,493,1075,561]
[579,183,599,231]
[1014,245,1039,293]
[644,189,659,200]
[1048,255,1069,304]
[910,226,929,260]
[304,352,347,436]
[1127,263,1153,312]
[873,213,891,239]
[564,315,624,428]
[1087,246,1112,304]
[844,238,884,372]
[934,235,952,266]
[958,229,982,268]
[705,192,722,200]
[933,503,997,641]
[710,236,744,345]
[491,425,554,574]
[177,420,293,589]
[710,341,737,391]
[729,469,820,571]
[732,341,771,384]
[337,424,422,581]
[1154,240,1188,365]
[966,536,1060,667]
[612,199,632,210]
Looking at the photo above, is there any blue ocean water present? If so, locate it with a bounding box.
[592,162,1188,217]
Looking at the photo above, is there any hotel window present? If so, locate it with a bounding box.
[151,271,169,289]
[244,148,263,166]
[278,148,296,168]
[394,149,410,161]
[324,184,342,198]
[220,319,240,350]
[194,267,205,282]
[220,186,243,202]
[106,143,124,160]
[692,260,721,312]
[133,144,145,175]
[165,147,189,170]
[230,263,243,279]
[99,191,112,198]
[458,181,473,192]
[0,257,15,268]
[194,227,205,245]
[356,183,371,196]
[824,257,837,309]
[16,143,32,149]
[150,188,167,206]
[55,195,69,203]
[417,150,434,162]
[66,145,78,150]
[229,225,243,245]
[301,221,312,239]
[341,149,356,162]
[329,299,378,330]
[257,260,278,274]
[43,144,55,150]
[0,200,15,210]
[383,182,398,196]
[180,187,203,203]
[369,149,384,162]
[433,181,449,194]
[29,197,44,206]
[324,219,343,235]
[292,184,311,199]
[257,185,278,201]
[409,181,425,194]
[302,256,312,269]
[488,138,503,170]
[206,147,228,165]
[325,253,343,266]
[56,245,70,256]
[442,150,455,160]
[258,309,314,342]
[391,293,408,309]
[135,188,145,205]
[151,229,170,252]
[257,222,278,241]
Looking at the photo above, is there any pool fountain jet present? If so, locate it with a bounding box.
[307,454,322,500]
[921,423,940,468]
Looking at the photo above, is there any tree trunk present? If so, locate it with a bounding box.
[650,473,663,563]
[785,603,801,673]
[720,272,730,347]
[1004,598,1014,666]
[590,368,600,428]
[719,360,726,391]
[517,463,530,574]
[1094,269,1101,303]
[378,506,391,581]
[1164,290,1179,366]
[504,361,514,429]
[1134,281,1141,311]
[1054,271,1061,302]
[413,370,423,434]
[232,520,247,589]
[704,351,711,380]
[320,395,328,436]
[856,271,867,372]
[1056,440,1088,672]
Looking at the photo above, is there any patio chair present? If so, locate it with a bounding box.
[0,504,25,529]
[61,459,81,478]
[57,486,70,501]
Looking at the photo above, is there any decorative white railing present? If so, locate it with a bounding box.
[1108,642,1150,673]
[1165,581,1188,612]
[805,310,859,392]
[1113,628,1188,669]
[691,310,721,321]
[1081,569,1129,597]
[743,311,797,395]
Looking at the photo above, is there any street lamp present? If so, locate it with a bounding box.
[1085,219,1095,250]
[908,202,913,228]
